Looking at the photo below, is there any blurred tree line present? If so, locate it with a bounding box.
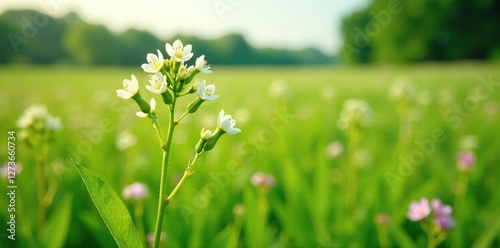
[341,0,500,63]
[0,10,333,65]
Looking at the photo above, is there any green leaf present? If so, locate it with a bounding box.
[40,194,73,248]
[73,161,143,248]
[472,209,500,248]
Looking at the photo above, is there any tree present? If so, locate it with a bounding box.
[63,22,123,64]
[340,0,500,63]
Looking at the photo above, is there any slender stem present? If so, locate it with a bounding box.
[134,201,146,248]
[151,116,164,147]
[166,153,201,203]
[227,213,244,248]
[427,218,436,248]
[253,189,269,248]
[452,171,469,248]
[377,226,388,248]
[174,111,189,125]
[152,97,177,248]
[36,154,46,235]
[36,142,48,236]
[345,127,360,215]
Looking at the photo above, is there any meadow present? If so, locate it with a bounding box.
[1,62,499,248]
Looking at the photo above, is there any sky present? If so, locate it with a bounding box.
[0,0,370,56]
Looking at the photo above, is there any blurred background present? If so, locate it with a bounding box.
[1,0,500,247]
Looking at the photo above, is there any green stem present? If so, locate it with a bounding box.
[427,218,436,248]
[36,143,48,236]
[166,152,201,203]
[345,127,360,215]
[253,188,269,248]
[151,116,164,147]
[134,201,146,248]
[452,171,469,248]
[377,226,388,248]
[175,111,189,125]
[36,157,46,234]
[152,97,177,248]
[227,213,244,248]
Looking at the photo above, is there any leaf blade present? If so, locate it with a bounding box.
[74,162,143,248]
[40,194,73,248]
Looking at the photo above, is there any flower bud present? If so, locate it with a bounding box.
[187,97,204,113]
[195,128,213,153]
[164,59,172,71]
[161,91,173,105]
[178,65,191,80]
[187,84,197,94]
[202,128,224,152]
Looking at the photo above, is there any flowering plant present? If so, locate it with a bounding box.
[74,39,240,248]
[407,197,455,247]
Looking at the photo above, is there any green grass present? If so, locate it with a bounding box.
[1,62,500,247]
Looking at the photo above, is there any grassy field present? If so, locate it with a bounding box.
[1,63,500,248]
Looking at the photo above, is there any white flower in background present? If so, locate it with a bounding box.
[122,182,149,200]
[195,55,212,74]
[116,74,139,99]
[326,141,344,158]
[197,80,219,101]
[141,50,164,73]
[136,98,156,118]
[217,109,241,134]
[146,72,168,94]
[337,99,373,130]
[165,39,193,62]
[16,104,62,131]
[388,77,416,102]
[116,131,137,150]
[46,115,62,131]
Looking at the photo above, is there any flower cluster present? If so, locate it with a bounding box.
[116,39,240,154]
[407,197,455,230]
[388,78,416,102]
[16,104,62,141]
[337,99,373,131]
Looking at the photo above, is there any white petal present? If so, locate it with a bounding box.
[173,39,183,48]
[117,89,131,99]
[184,44,192,54]
[156,49,164,61]
[217,109,224,125]
[146,53,157,64]
[136,111,148,118]
[226,127,241,134]
[205,94,219,101]
[146,85,159,94]
[206,84,216,92]
[165,43,174,57]
[150,98,156,111]
[183,53,193,61]
[129,75,139,94]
